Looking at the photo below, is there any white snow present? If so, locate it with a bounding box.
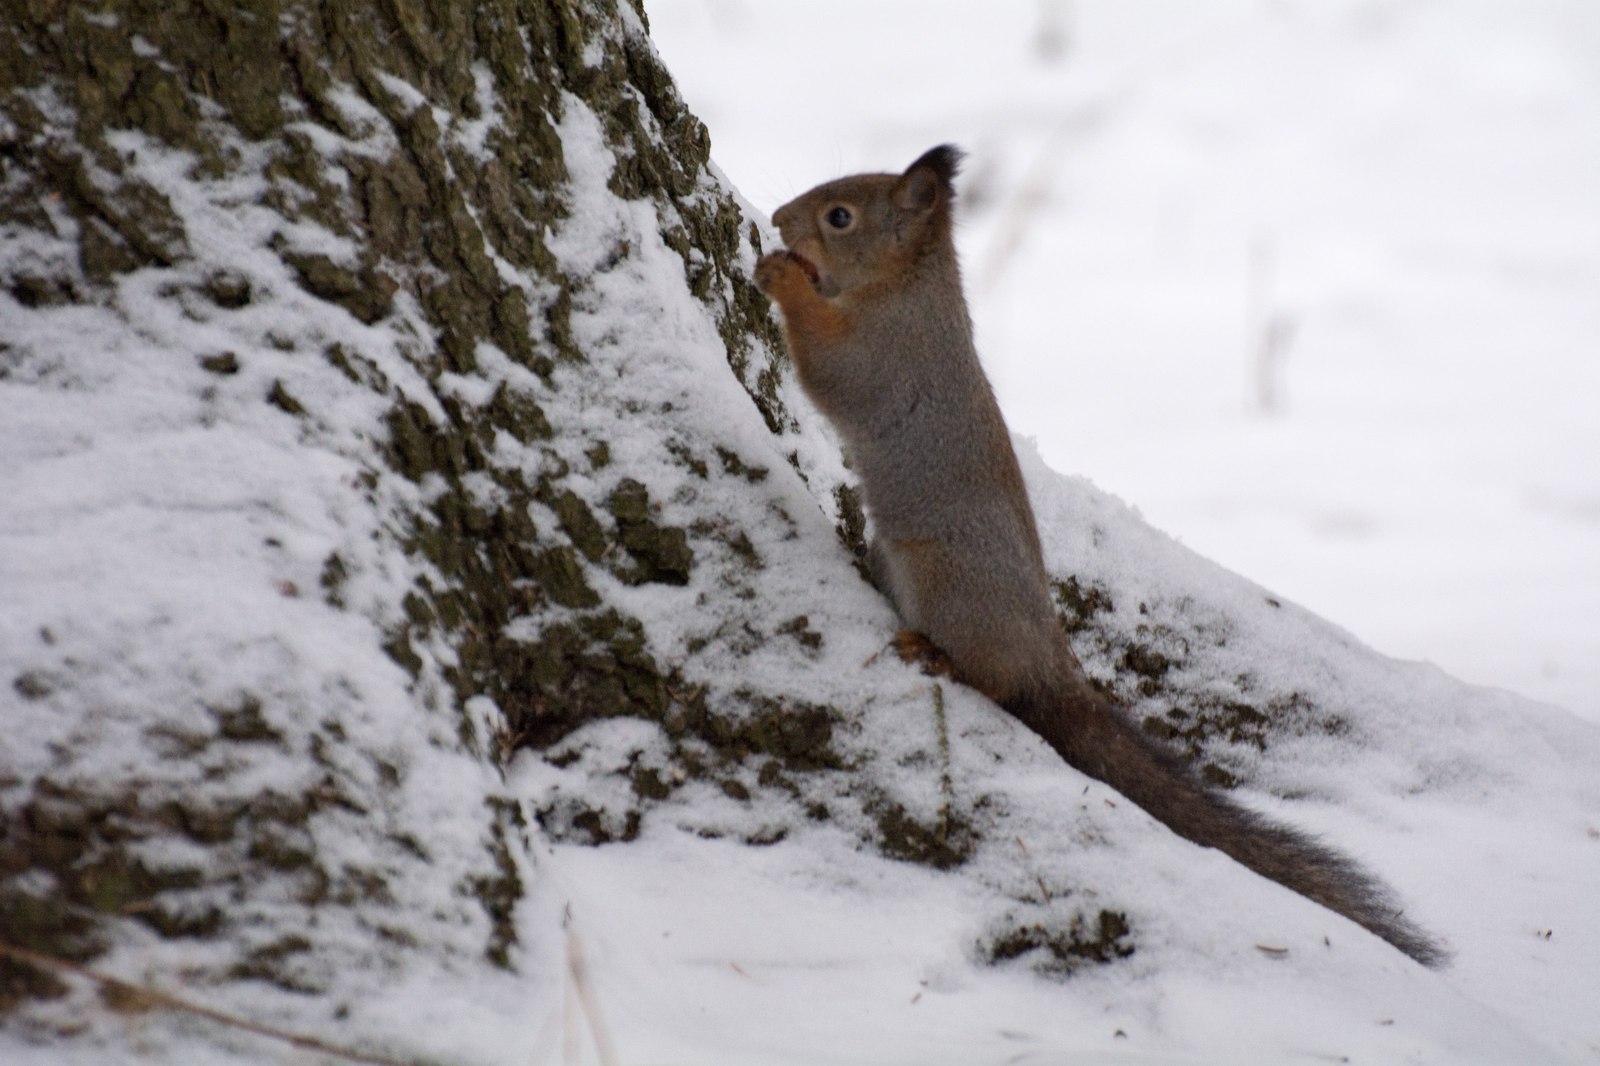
[5,3,1599,1065]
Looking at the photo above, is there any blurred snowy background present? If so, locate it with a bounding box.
[647,0,1600,720]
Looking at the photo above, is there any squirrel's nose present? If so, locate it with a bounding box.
[771,203,795,232]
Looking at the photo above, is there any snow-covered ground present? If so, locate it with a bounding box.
[647,0,1600,720]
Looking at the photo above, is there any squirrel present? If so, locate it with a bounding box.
[753,145,1446,967]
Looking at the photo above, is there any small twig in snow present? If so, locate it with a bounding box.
[564,916,618,1066]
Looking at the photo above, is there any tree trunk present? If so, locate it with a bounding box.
[0,0,851,1056]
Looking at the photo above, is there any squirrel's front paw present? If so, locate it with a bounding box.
[754,251,802,296]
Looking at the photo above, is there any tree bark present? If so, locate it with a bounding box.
[0,0,831,1053]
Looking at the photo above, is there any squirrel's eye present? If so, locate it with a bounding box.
[825,206,853,230]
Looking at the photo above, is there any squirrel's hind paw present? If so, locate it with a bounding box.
[893,630,957,679]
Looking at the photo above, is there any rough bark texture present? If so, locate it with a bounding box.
[0,0,841,1050]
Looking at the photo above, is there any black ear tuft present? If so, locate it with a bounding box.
[905,144,964,195]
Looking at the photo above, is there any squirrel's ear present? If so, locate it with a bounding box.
[894,144,964,213]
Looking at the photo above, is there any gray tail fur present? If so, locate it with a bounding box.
[1007,682,1449,967]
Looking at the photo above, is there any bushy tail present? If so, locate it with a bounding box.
[1007,680,1448,967]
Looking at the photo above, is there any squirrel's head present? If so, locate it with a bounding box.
[770,145,963,297]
